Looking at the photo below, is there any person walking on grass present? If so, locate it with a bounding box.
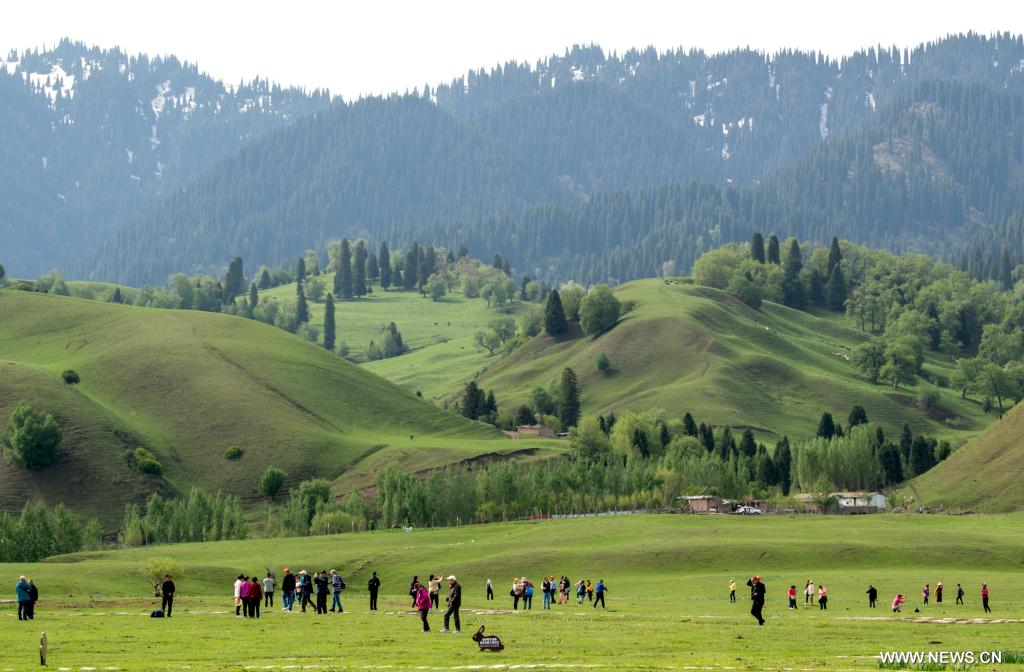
[576,578,586,604]
[16,576,31,621]
[161,574,176,618]
[922,583,930,605]
[747,576,766,626]
[442,575,462,633]
[263,572,275,609]
[561,576,570,605]
[238,575,251,618]
[330,570,345,613]
[409,576,420,608]
[956,583,964,606]
[511,577,523,610]
[234,574,245,617]
[368,571,381,611]
[805,580,814,606]
[523,577,534,610]
[788,585,797,609]
[415,581,432,632]
[981,584,991,613]
[866,585,877,608]
[586,579,594,603]
[281,568,295,612]
[935,582,943,605]
[593,579,607,609]
[730,578,737,603]
[818,585,828,610]
[248,576,262,618]
[486,578,494,601]
[892,594,906,612]
[541,576,552,609]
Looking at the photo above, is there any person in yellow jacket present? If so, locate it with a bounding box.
[586,580,594,602]
[729,578,737,603]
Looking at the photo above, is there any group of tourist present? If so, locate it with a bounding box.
[14,576,39,621]
[409,574,461,633]
[502,576,608,610]
[735,576,994,625]
[234,568,351,617]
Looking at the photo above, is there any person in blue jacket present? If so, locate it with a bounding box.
[16,576,32,621]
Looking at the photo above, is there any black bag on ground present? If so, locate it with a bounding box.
[150,609,165,618]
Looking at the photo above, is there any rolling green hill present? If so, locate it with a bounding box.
[0,290,542,528]
[911,403,1024,513]
[476,280,991,442]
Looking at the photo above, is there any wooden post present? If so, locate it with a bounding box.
[39,632,47,666]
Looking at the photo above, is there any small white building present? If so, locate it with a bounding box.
[834,492,887,510]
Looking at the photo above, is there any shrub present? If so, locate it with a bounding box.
[259,466,286,500]
[61,370,81,385]
[224,445,243,461]
[579,285,621,336]
[3,402,62,470]
[595,352,611,373]
[918,387,941,411]
[133,447,163,475]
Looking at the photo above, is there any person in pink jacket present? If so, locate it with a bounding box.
[892,594,907,612]
[415,583,432,632]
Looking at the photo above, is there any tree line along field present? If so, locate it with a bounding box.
[1,515,1023,670]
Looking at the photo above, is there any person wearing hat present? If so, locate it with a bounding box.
[746,575,766,625]
[281,568,295,612]
[935,582,943,605]
[441,575,461,633]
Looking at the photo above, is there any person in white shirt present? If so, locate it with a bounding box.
[263,573,275,609]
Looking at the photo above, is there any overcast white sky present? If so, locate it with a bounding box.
[0,0,1018,99]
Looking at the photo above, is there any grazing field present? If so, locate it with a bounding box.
[1,515,1022,671]
[0,290,546,528]
[912,402,1024,513]
[477,280,992,443]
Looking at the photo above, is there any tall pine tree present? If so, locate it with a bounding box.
[295,280,309,325]
[558,367,581,428]
[223,256,244,303]
[335,239,353,300]
[353,240,368,297]
[544,289,568,335]
[783,239,806,308]
[751,232,765,263]
[766,234,781,264]
[379,242,392,290]
[323,293,336,351]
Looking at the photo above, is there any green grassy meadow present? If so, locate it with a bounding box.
[477,280,991,444]
[0,290,548,528]
[1,514,1022,670]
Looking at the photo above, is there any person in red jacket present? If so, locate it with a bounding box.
[788,585,797,609]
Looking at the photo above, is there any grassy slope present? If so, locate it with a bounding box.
[912,403,1024,512]
[1,514,1022,670]
[478,280,990,442]
[0,290,538,525]
[261,275,529,401]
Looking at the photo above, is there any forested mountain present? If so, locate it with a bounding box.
[0,39,332,277]
[4,34,1024,285]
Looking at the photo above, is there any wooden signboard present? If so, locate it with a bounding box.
[472,625,504,652]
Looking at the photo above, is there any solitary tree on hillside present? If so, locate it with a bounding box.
[111,287,123,304]
[323,293,336,351]
[816,412,836,439]
[579,285,621,336]
[335,239,353,300]
[378,242,392,290]
[751,232,765,263]
[248,282,259,309]
[295,257,306,284]
[848,405,868,427]
[766,235,780,265]
[259,466,287,500]
[3,402,62,470]
[544,289,568,336]
[223,256,244,303]
[295,281,309,325]
[353,240,368,297]
[558,367,581,428]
